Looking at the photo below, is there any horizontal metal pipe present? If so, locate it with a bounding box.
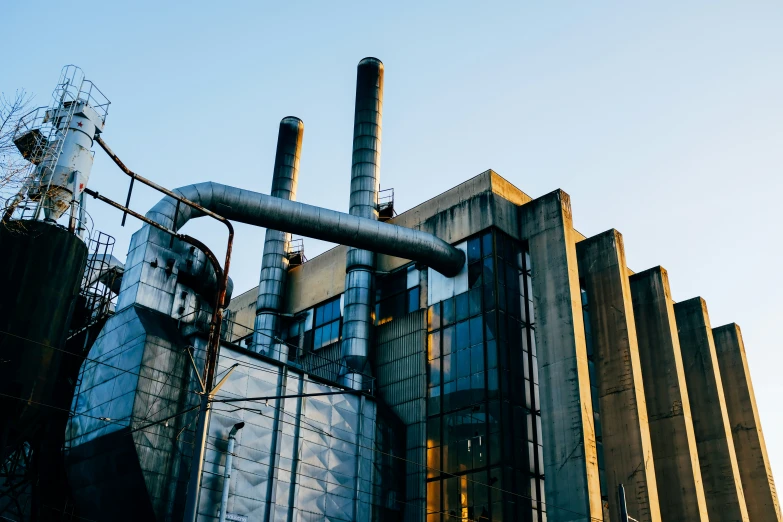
[146,182,465,277]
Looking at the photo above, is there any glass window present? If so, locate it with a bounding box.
[456,292,469,322]
[442,325,455,355]
[471,344,484,373]
[469,262,483,288]
[482,232,493,257]
[468,237,481,263]
[429,358,441,387]
[469,287,482,316]
[443,297,455,326]
[470,316,483,346]
[408,287,420,313]
[442,353,453,383]
[456,321,470,350]
[457,349,470,378]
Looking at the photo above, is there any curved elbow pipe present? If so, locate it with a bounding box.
[146,181,465,277]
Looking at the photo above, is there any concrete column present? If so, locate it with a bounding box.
[713,323,782,522]
[576,230,661,522]
[519,190,602,522]
[629,267,709,522]
[674,298,749,522]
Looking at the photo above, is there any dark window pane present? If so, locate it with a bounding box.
[428,386,441,415]
[427,417,441,447]
[443,381,455,411]
[315,305,324,326]
[485,311,496,341]
[313,327,323,349]
[483,284,495,309]
[429,358,441,387]
[470,316,483,346]
[497,285,506,312]
[442,353,453,382]
[457,349,470,378]
[333,299,341,320]
[467,237,481,263]
[442,326,455,355]
[506,264,517,293]
[482,257,494,286]
[471,344,484,373]
[488,369,499,399]
[469,287,482,316]
[332,320,341,344]
[497,261,506,286]
[408,287,420,313]
[456,292,469,322]
[482,232,493,257]
[486,339,498,369]
[498,312,507,342]
[468,262,482,289]
[472,371,486,401]
[393,292,406,319]
[442,297,455,326]
[456,321,470,350]
[428,303,441,331]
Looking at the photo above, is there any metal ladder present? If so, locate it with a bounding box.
[13,67,86,220]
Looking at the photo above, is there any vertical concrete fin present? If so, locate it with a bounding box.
[713,323,782,522]
[576,229,661,522]
[629,266,709,522]
[519,189,603,522]
[674,298,750,522]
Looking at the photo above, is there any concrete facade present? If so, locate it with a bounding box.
[519,190,603,522]
[576,230,660,522]
[674,298,749,522]
[67,165,783,521]
[713,323,782,522]
[629,267,709,522]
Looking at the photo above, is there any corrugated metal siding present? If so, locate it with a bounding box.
[373,309,427,522]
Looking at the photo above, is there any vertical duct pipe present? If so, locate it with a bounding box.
[252,117,304,356]
[341,57,384,389]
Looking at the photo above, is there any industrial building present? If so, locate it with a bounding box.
[0,59,780,522]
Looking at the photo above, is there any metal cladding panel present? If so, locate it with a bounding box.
[197,345,377,522]
[66,305,199,521]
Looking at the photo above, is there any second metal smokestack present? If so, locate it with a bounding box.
[252,117,304,356]
[341,57,383,389]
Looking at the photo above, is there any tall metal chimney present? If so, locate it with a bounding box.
[341,57,384,389]
[252,117,304,356]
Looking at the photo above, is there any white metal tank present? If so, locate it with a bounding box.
[11,65,109,222]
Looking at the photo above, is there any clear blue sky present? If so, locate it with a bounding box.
[5,1,783,481]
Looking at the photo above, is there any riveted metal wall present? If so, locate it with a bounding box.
[374,309,428,522]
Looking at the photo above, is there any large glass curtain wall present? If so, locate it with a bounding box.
[426,229,545,522]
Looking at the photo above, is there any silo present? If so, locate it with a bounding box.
[0,220,87,445]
